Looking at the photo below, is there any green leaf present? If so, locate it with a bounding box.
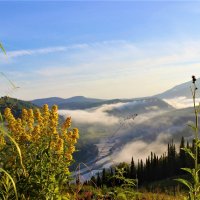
[181,168,195,176]
[0,112,3,123]
[0,168,18,200]
[0,43,6,55]
[182,147,195,160]
[0,126,27,176]
[196,140,200,148]
[197,164,200,173]
[188,123,197,133]
[175,178,193,191]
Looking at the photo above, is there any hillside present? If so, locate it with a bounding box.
[68,104,194,178]
[0,96,38,117]
[1,85,196,178]
[32,96,104,109]
[32,96,174,110]
[31,78,200,110]
[31,97,65,107]
[32,94,190,169]
[155,78,200,99]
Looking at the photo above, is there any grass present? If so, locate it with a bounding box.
[70,184,185,200]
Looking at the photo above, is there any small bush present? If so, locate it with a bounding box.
[0,104,79,199]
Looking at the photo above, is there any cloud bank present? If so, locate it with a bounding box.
[3,40,200,100]
[113,133,171,163]
[163,97,200,109]
[58,102,125,125]
[58,100,167,127]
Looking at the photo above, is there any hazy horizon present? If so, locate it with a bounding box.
[1,1,200,100]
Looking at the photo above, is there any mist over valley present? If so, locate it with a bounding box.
[30,79,198,179]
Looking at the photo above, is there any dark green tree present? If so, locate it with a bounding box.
[96,172,102,187]
[130,157,136,179]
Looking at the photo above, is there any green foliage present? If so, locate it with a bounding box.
[0,96,38,118]
[0,104,79,199]
[114,166,136,189]
[0,169,18,200]
[0,118,24,200]
[175,76,200,200]
[0,42,6,54]
[117,192,127,200]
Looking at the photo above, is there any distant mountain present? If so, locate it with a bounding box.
[58,98,123,110]
[31,96,125,110]
[31,78,200,110]
[32,96,104,109]
[155,78,200,99]
[64,96,104,103]
[32,95,174,110]
[0,96,38,118]
[31,97,66,107]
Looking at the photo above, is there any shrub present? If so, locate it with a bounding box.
[0,104,79,199]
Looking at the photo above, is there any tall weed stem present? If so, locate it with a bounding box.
[176,76,200,200]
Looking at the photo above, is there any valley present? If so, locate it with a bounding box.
[34,79,199,181]
[0,79,198,181]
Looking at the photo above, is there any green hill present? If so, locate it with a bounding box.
[0,96,38,118]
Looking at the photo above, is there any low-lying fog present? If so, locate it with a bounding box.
[163,96,200,109]
[59,99,194,180]
[58,100,178,162]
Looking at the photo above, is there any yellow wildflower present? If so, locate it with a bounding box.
[56,137,64,155]
[50,141,56,150]
[27,109,34,125]
[4,108,16,133]
[65,153,72,161]
[48,105,58,136]
[73,128,79,139]
[42,104,50,127]
[21,109,28,123]
[62,117,71,130]
[0,134,6,150]
[32,125,41,141]
[68,145,75,154]
[35,108,43,127]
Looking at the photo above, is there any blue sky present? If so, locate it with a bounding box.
[1,1,200,100]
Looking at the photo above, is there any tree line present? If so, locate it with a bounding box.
[85,136,195,188]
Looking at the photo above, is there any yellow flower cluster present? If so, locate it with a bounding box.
[63,127,79,161]
[4,104,79,162]
[0,133,5,150]
[4,108,34,143]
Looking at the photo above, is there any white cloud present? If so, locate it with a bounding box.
[58,100,166,126]
[58,103,124,125]
[0,43,89,61]
[33,40,200,80]
[5,47,67,58]
[58,101,137,125]
[113,133,171,163]
[3,39,200,100]
[163,97,200,109]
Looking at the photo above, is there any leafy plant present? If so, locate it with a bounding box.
[175,76,200,200]
[1,104,79,199]
[0,113,25,200]
[113,166,136,199]
[114,167,136,189]
[0,42,21,200]
[0,42,6,54]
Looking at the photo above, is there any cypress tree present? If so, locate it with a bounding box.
[97,172,102,187]
[130,157,136,179]
[102,168,106,186]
